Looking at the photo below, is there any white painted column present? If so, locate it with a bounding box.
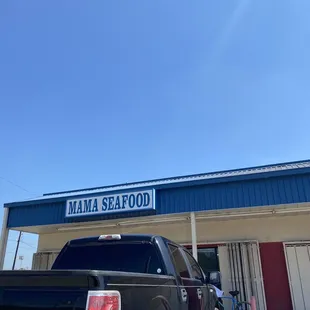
[190,212,198,261]
[0,208,9,270]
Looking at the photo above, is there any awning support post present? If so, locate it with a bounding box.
[0,208,9,270]
[190,212,198,261]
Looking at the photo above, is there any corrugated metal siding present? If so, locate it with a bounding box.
[157,174,310,214]
[7,202,156,228]
[6,173,310,228]
[218,242,266,310]
[7,202,66,228]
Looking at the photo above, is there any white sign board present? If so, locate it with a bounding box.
[65,189,154,218]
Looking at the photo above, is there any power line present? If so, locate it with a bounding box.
[0,176,37,195]
[20,240,36,249]
[19,246,34,251]
[8,239,36,249]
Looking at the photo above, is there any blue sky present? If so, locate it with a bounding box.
[1,0,310,269]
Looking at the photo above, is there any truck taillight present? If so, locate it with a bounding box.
[86,291,121,310]
[98,234,121,241]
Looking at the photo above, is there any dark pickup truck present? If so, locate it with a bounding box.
[0,234,219,310]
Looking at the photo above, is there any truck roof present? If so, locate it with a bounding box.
[67,233,161,245]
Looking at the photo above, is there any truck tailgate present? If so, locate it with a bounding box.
[0,270,100,310]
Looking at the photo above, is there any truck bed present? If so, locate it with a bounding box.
[0,270,176,310]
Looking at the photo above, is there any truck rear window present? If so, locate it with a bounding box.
[52,242,165,275]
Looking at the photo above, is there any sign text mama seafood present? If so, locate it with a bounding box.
[65,190,154,217]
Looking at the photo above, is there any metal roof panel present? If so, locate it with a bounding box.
[5,159,310,206]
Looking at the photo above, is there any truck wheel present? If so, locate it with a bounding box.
[150,296,171,310]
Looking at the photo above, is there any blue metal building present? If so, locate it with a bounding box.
[2,159,310,310]
[4,159,310,228]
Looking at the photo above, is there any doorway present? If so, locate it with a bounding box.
[284,242,310,310]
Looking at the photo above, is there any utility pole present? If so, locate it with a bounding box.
[12,231,22,270]
[19,255,24,269]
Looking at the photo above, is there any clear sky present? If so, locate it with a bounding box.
[1,0,310,269]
